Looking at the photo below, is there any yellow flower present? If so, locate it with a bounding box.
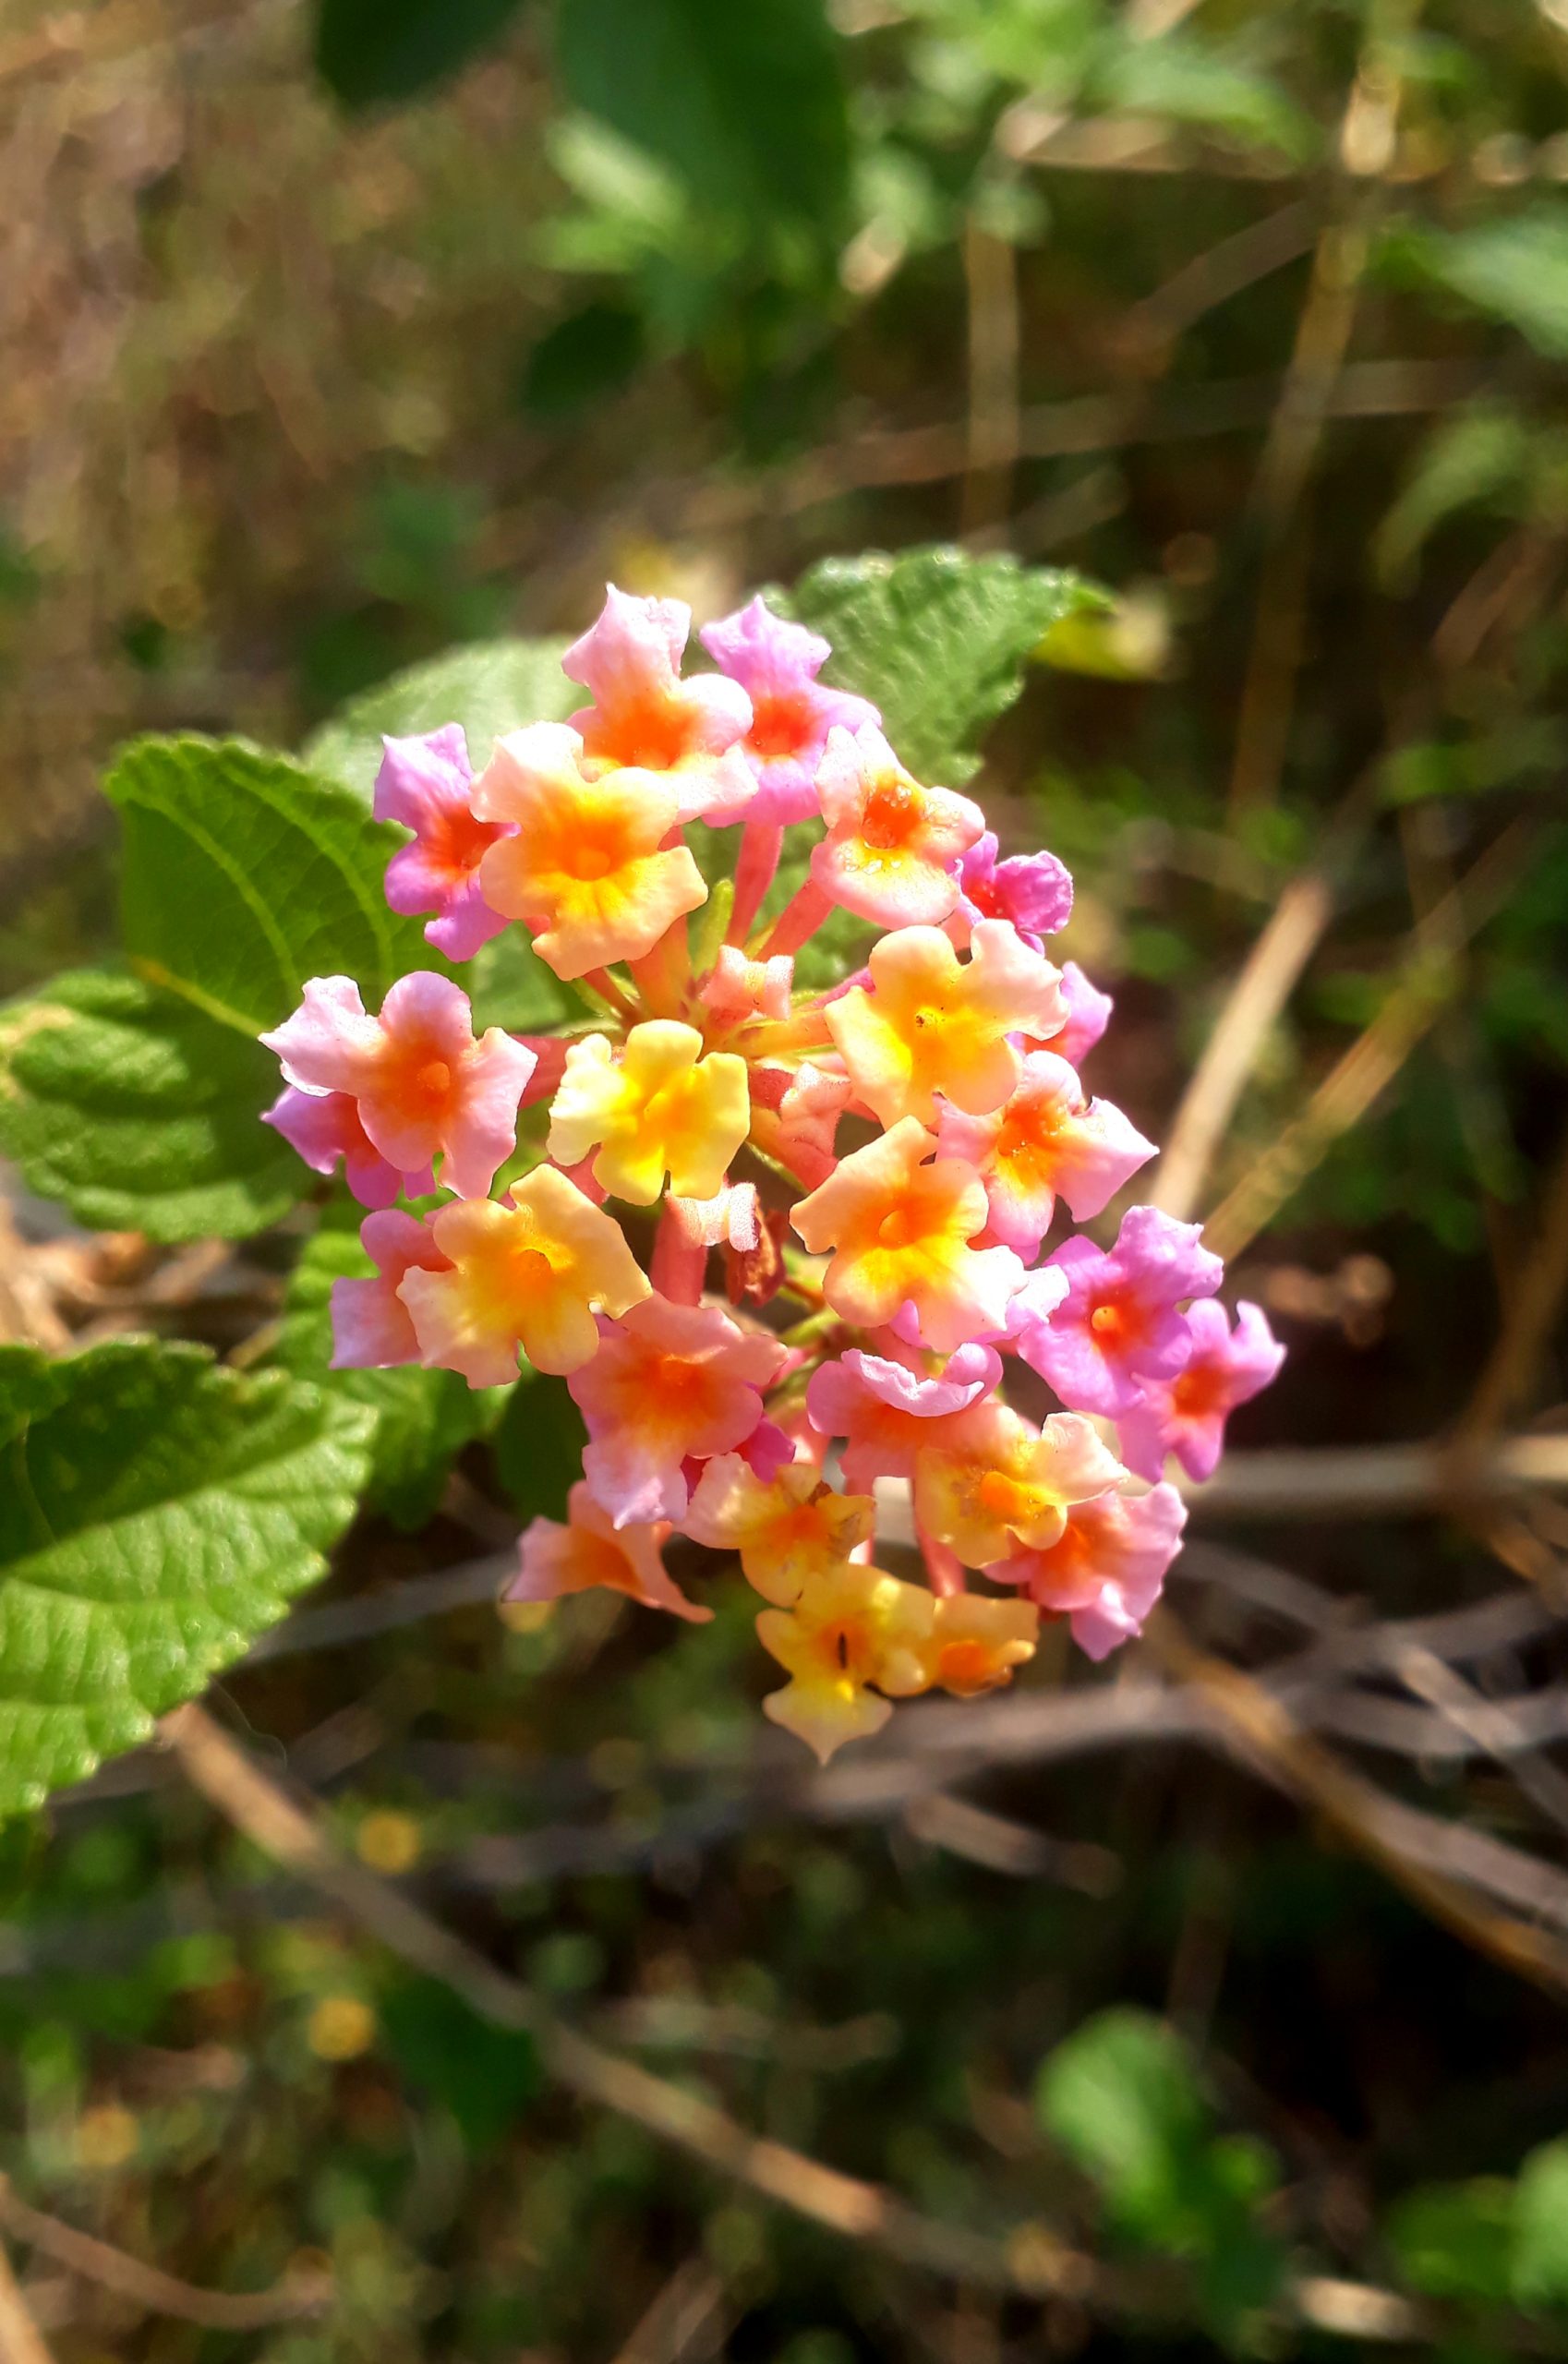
[757,1564,937,1761]
[681,1453,875,1605]
[547,1020,750,1203]
[826,921,1065,1128]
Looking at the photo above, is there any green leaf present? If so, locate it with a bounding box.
[1036,2008,1211,2237]
[314,0,529,109]
[786,546,1107,783]
[303,636,577,804]
[521,301,645,419]
[1094,33,1316,162]
[554,0,851,235]
[1375,408,1535,588]
[0,969,299,1242]
[1513,2140,1568,2310]
[0,1340,372,1813]
[491,1375,587,1524]
[1386,2178,1515,2306]
[106,736,427,1038]
[379,1972,541,2150]
[271,1213,508,1531]
[1384,207,1568,359]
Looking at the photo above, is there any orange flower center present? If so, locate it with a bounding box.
[428,802,501,876]
[977,1469,1032,1525]
[1091,1294,1146,1348]
[747,691,809,761]
[859,778,923,851]
[1172,1361,1225,1417]
[598,693,693,772]
[935,1638,1006,1695]
[875,1204,924,1249]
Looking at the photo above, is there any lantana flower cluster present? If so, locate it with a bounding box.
[261,586,1284,1761]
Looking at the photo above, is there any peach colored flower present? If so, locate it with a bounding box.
[811,725,984,927]
[399,1164,649,1385]
[826,920,1065,1128]
[935,1049,1154,1258]
[918,1594,1040,1697]
[565,585,754,821]
[508,1482,709,1622]
[987,1483,1186,1658]
[568,1295,788,1526]
[912,1403,1126,1568]
[474,721,707,979]
[681,1453,875,1605]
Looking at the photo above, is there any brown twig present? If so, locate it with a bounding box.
[0,2177,330,2334]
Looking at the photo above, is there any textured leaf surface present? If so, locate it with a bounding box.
[304,637,576,802]
[314,0,528,109]
[787,547,1106,783]
[0,1340,372,1813]
[107,736,428,1038]
[555,0,850,233]
[272,1216,508,1530]
[0,969,299,1241]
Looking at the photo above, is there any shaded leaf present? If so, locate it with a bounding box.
[521,301,645,418]
[1386,2177,1515,2306]
[786,546,1106,783]
[1036,2008,1210,2234]
[0,969,299,1241]
[1094,33,1316,162]
[380,1972,542,2149]
[0,1340,371,1813]
[1513,2140,1568,2310]
[315,0,529,109]
[1384,207,1568,358]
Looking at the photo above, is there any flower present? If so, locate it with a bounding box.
[264,1085,433,1209]
[1117,1299,1285,1482]
[826,922,1066,1128]
[399,1164,649,1384]
[949,830,1073,951]
[748,1059,852,1189]
[919,1595,1040,1695]
[568,1295,788,1526]
[812,725,984,927]
[912,1404,1126,1567]
[474,721,708,978]
[260,972,536,1201]
[564,585,754,821]
[547,1020,750,1204]
[791,1116,1024,1353]
[987,1483,1186,1658]
[508,1481,709,1622]
[681,1453,875,1604]
[1015,1204,1224,1418]
[1031,960,1113,1068]
[373,725,510,961]
[699,595,879,826]
[805,1341,1001,1490]
[757,1564,937,1762]
[697,943,794,1029]
[330,1210,451,1368]
[935,1050,1155,1258]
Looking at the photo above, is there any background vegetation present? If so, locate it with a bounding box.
[6,0,1568,2354]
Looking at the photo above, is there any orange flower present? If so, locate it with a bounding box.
[399,1164,649,1385]
[826,921,1065,1128]
[681,1453,875,1605]
[508,1482,709,1622]
[474,721,706,979]
[919,1594,1040,1696]
[757,1564,937,1761]
[564,585,754,821]
[790,1116,1023,1353]
[913,1404,1126,1568]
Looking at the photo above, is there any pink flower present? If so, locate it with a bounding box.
[949,831,1073,951]
[260,972,536,1202]
[508,1482,710,1622]
[811,725,985,928]
[988,1483,1187,1659]
[1029,961,1113,1068]
[564,585,754,822]
[263,1085,433,1208]
[805,1342,1001,1491]
[935,1050,1155,1258]
[1015,1204,1224,1418]
[747,1060,853,1189]
[330,1209,452,1369]
[569,1295,788,1527]
[1117,1299,1285,1483]
[373,726,511,962]
[697,944,794,1029]
[698,595,879,826]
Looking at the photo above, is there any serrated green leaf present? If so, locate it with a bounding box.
[106,736,427,1038]
[271,1213,508,1531]
[786,546,1106,783]
[314,0,529,110]
[0,1340,372,1813]
[555,0,850,235]
[0,969,299,1241]
[1512,2140,1568,2310]
[303,637,577,803]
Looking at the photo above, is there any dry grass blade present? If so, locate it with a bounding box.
[0,2237,56,2364]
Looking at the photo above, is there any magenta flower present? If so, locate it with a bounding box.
[1015,1203,1223,1418]
[263,1084,434,1208]
[949,831,1073,951]
[1032,960,1114,1068]
[987,1483,1187,1658]
[373,726,512,962]
[568,1295,788,1527]
[1118,1298,1285,1482]
[935,1049,1155,1258]
[261,971,536,1202]
[698,595,880,826]
[330,1209,452,1369]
